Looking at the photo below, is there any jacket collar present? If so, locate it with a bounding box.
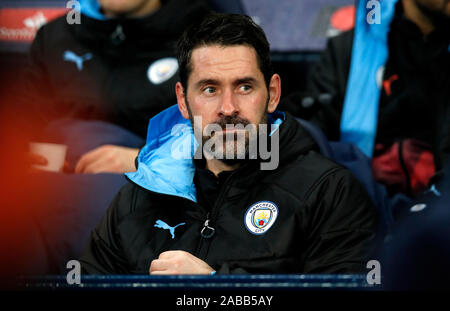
[126,105,292,202]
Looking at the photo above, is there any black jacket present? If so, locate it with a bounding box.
[79,112,378,274]
[22,0,210,138]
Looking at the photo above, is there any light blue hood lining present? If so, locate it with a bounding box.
[340,0,397,157]
[126,105,285,203]
[79,0,107,20]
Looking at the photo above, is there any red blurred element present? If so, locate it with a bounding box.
[372,140,435,195]
[0,8,67,43]
[372,143,407,191]
[0,70,53,288]
[330,5,355,31]
[410,149,435,193]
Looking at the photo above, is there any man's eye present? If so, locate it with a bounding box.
[240,85,252,92]
[203,87,216,94]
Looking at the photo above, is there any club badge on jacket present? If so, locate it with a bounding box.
[244,201,279,235]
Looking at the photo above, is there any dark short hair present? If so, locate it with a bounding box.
[176,13,273,91]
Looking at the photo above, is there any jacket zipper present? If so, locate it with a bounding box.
[111,24,126,45]
[195,168,242,260]
[200,213,215,238]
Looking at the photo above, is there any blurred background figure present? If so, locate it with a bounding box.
[305,0,450,203]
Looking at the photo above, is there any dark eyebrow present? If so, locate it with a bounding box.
[195,79,219,89]
[194,77,258,89]
[235,77,257,85]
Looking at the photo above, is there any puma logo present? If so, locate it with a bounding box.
[428,184,441,197]
[63,50,93,71]
[154,220,185,239]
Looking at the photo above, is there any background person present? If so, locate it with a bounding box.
[305,0,450,198]
[79,13,378,275]
[21,0,210,174]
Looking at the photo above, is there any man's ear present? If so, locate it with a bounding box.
[176,82,190,120]
[267,74,281,113]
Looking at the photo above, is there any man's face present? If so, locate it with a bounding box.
[176,45,281,162]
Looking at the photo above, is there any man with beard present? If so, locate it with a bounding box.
[79,13,378,275]
[306,0,450,200]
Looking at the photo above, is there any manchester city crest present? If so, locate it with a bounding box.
[244,201,278,235]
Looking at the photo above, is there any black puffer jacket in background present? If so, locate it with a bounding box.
[306,2,450,171]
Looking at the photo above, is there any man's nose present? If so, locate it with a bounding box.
[218,89,239,117]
